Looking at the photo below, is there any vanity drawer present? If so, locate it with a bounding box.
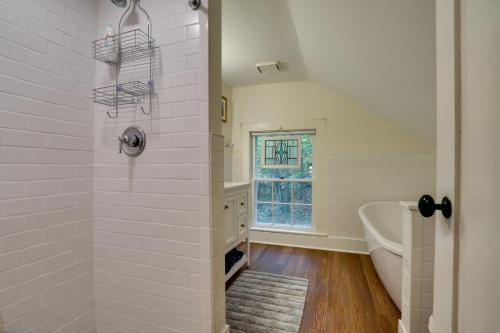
[238,214,247,238]
[237,192,248,215]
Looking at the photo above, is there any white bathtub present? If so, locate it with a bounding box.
[359,201,403,310]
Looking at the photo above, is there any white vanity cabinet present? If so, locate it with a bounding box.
[224,182,250,281]
[223,195,237,247]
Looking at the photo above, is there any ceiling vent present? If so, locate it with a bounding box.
[256,61,280,74]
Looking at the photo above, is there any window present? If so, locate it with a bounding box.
[253,132,314,229]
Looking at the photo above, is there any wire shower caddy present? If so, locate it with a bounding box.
[92,0,155,118]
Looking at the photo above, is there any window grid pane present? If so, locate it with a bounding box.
[254,180,312,228]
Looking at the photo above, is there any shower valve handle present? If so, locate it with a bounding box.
[418,194,453,219]
[118,135,128,153]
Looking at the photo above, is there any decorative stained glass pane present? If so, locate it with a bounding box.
[262,136,301,168]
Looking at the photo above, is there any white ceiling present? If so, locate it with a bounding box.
[222,0,436,142]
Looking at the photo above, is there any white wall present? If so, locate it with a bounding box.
[229,81,435,252]
[0,0,97,332]
[93,1,219,332]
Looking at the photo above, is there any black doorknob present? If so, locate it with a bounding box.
[418,194,453,219]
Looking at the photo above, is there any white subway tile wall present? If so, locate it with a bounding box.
[223,148,232,182]
[93,1,217,332]
[327,153,436,240]
[0,1,97,333]
[228,152,434,251]
[401,208,435,333]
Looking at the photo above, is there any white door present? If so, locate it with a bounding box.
[431,1,500,332]
[457,0,500,332]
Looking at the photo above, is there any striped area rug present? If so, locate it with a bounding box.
[226,270,309,333]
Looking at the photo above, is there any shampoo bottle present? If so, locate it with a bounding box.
[104,24,115,48]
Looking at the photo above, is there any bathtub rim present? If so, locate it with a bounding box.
[358,201,403,257]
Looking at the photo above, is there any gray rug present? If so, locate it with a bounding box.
[226,270,309,333]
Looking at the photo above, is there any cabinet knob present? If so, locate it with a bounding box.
[241,224,245,227]
[224,205,229,210]
[240,202,245,206]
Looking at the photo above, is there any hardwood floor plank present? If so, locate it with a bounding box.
[359,255,401,319]
[306,250,330,333]
[229,243,400,333]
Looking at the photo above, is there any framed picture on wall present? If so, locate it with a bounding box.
[221,96,228,122]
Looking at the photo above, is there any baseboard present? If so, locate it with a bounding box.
[398,320,408,333]
[250,230,368,254]
[221,324,230,333]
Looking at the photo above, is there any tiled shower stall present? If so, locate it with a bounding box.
[0,0,223,332]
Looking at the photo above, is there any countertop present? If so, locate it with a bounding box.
[224,182,250,191]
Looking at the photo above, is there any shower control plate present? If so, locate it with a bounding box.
[118,126,146,157]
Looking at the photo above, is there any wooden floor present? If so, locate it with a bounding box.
[228,243,400,333]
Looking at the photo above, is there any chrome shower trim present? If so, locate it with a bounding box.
[111,0,127,8]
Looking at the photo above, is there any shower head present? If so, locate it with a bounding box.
[111,0,128,7]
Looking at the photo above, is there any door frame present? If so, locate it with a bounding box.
[433,0,461,331]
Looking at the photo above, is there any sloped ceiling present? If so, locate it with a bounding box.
[222,0,436,142]
[222,0,307,86]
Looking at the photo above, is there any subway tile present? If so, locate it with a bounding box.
[8,0,48,23]
[0,216,25,236]
[0,294,41,323]
[0,112,26,131]
[29,18,65,45]
[0,2,30,30]
[0,75,28,96]
[48,42,79,66]
[155,27,187,46]
[29,50,64,75]
[1,262,42,288]
[0,251,24,272]
[4,59,46,85]
[9,26,47,54]
[48,11,79,38]
[4,198,44,217]
[3,94,44,116]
